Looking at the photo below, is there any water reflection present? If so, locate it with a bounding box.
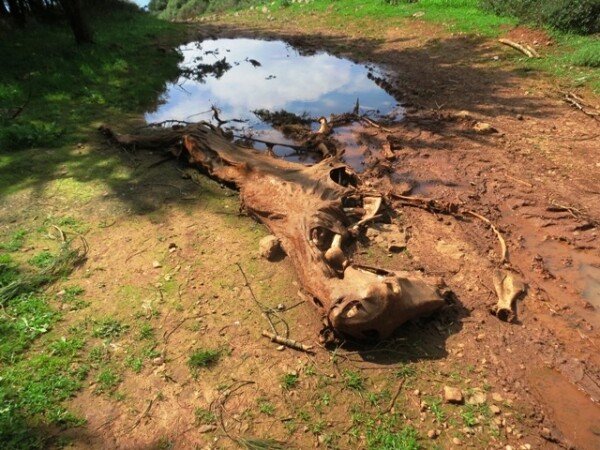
[146,38,402,152]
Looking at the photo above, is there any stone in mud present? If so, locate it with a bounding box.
[444,385,464,404]
[259,235,282,261]
[473,121,498,134]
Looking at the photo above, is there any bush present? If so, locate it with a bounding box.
[479,0,600,34]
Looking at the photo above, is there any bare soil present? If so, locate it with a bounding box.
[3,9,599,450]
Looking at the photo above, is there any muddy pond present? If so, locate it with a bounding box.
[146,38,403,170]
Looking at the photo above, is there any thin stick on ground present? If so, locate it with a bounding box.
[261,330,315,353]
[385,378,406,413]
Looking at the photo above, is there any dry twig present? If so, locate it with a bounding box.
[262,330,314,353]
[498,39,540,58]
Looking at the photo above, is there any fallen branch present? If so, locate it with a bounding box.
[465,210,508,264]
[499,39,540,58]
[563,92,600,121]
[261,330,314,353]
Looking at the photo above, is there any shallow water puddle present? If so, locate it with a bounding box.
[146,38,402,169]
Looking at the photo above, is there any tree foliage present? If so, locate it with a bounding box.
[1,0,95,44]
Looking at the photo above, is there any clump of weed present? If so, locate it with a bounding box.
[194,407,217,425]
[343,369,366,391]
[281,372,299,390]
[137,323,155,340]
[0,228,27,252]
[92,318,129,339]
[188,348,221,368]
[95,368,122,394]
[29,251,55,269]
[257,397,275,416]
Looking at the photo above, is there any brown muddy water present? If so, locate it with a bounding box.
[146,38,403,169]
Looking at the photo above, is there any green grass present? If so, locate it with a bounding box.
[0,241,89,449]
[95,368,122,394]
[281,372,299,390]
[342,369,366,391]
[92,318,129,339]
[0,4,184,200]
[0,228,27,252]
[188,348,221,368]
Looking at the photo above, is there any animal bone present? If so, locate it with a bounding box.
[493,269,527,321]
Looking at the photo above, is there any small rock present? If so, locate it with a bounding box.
[490,405,501,415]
[152,356,164,366]
[516,114,524,120]
[413,389,421,397]
[452,437,461,445]
[455,110,471,119]
[152,261,162,268]
[198,424,217,433]
[506,445,514,450]
[541,427,552,440]
[427,429,437,439]
[443,386,464,404]
[276,345,285,351]
[468,389,487,405]
[259,235,282,261]
[492,392,504,402]
[473,121,497,134]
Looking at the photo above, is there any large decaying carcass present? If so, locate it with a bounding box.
[102,122,446,341]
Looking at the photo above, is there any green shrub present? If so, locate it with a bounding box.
[479,0,600,34]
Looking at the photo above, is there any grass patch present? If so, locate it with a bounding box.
[0,228,27,252]
[95,368,122,394]
[92,318,129,340]
[281,372,299,390]
[342,369,366,392]
[188,348,221,368]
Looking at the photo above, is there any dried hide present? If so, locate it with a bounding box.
[104,122,445,340]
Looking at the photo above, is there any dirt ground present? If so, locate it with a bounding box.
[3,8,599,450]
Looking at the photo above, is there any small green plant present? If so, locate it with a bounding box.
[188,348,221,368]
[395,363,417,379]
[0,228,27,252]
[304,364,317,376]
[29,251,55,269]
[61,285,89,310]
[427,397,446,423]
[92,319,129,339]
[49,337,85,357]
[281,372,299,390]
[194,407,217,424]
[258,397,275,416]
[126,355,144,373]
[137,323,155,340]
[462,404,479,427]
[95,368,122,394]
[343,369,365,391]
[88,346,111,364]
[311,419,326,434]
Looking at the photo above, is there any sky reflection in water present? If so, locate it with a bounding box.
[146,38,401,127]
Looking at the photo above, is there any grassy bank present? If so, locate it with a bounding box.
[0,3,185,193]
[0,5,185,448]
